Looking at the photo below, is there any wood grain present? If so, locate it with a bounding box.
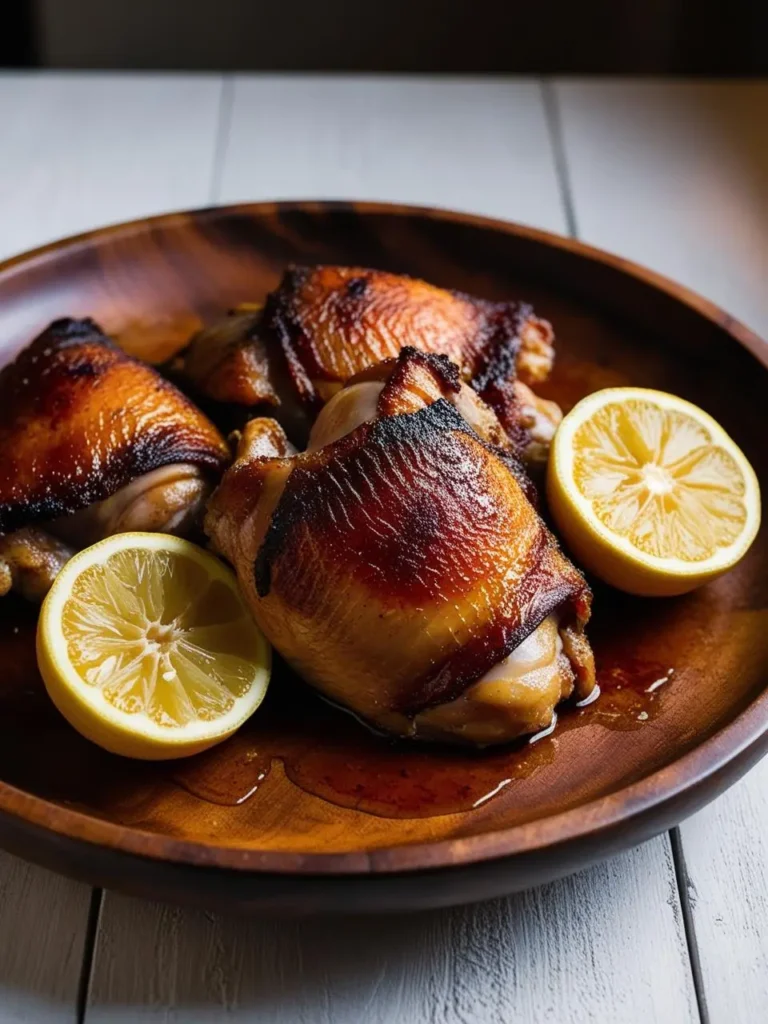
[0,70,704,1015]
[218,75,567,231]
[0,74,765,897]
[0,851,92,1023]
[679,771,768,1023]
[556,76,768,1024]
[3,201,766,902]
[81,75,705,1024]
[86,841,697,1023]
[2,73,765,1022]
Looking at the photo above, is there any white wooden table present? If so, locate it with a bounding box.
[0,72,767,1024]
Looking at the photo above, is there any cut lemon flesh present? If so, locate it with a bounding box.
[37,533,271,759]
[547,388,761,596]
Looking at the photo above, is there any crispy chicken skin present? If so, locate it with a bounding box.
[0,318,229,534]
[206,349,594,746]
[177,305,277,408]
[176,265,558,459]
[0,528,74,601]
[265,265,554,403]
[0,318,230,598]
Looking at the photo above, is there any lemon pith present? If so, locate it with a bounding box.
[38,533,271,759]
[548,388,761,597]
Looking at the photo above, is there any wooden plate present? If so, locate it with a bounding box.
[0,201,766,915]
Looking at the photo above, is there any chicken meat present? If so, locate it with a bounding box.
[176,265,561,463]
[0,317,230,598]
[206,348,594,746]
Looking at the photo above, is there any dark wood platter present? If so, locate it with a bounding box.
[0,201,766,915]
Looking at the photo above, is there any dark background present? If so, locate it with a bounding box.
[2,0,767,73]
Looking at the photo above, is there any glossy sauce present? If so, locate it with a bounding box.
[0,599,674,822]
[170,651,672,819]
[0,348,688,822]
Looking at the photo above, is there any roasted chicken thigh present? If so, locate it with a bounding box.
[206,348,595,746]
[0,318,230,598]
[176,265,561,462]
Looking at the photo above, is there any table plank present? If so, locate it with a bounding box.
[678,770,768,1022]
[554,79,768,339]
[216,74,567,231]
[0,71,225,261]
[87,842,696,1024]
[555,77,768,1023]
[0,70,225,1021]
[0,852,92,1024]
[86,74,696,1024]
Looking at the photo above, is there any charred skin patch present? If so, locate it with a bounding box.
[0,319,230,534]
[254,391,589,712]
[176,266,554,461]
[468,301,531,394]
[259,403,518,605]
[376,346,462,418]
[263,265,542,434]
[376,347,535,503]
[47,317,106,343]
[59,359,100,380]
[479,379,529,459]
[345,275,368,299]
[400,531,589,713]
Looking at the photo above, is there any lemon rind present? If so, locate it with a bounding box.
[38,532,271,756]
[551,387,761,579]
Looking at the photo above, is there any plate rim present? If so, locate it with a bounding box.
[1,198,767,878]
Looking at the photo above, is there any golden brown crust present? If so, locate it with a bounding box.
[0,319,230,534]
[174,266,556,457]
[232,417,296,462]
[518,315,556,385]
[204,419,295,565]
[264,266,553,435]
[176,306,278,407]
[0,528,74,601]
[206,349,591,723]
[375,348,461,415]
[254,398,588,713]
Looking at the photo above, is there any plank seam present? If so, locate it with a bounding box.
[546,79,705,1022]
[671,827,711,1024]
[540,79,579,238]
[76,887,104,1024]
[209,75,235,205]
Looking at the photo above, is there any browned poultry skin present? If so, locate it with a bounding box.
[0,528,74,601]
[206,349,594,745]
[0,318,230,535]
[177,306,277,408]
[176,266,557,456]
[265,265,553,405]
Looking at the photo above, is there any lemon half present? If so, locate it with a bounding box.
[37,533,271,759]
[548,388,761,596]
